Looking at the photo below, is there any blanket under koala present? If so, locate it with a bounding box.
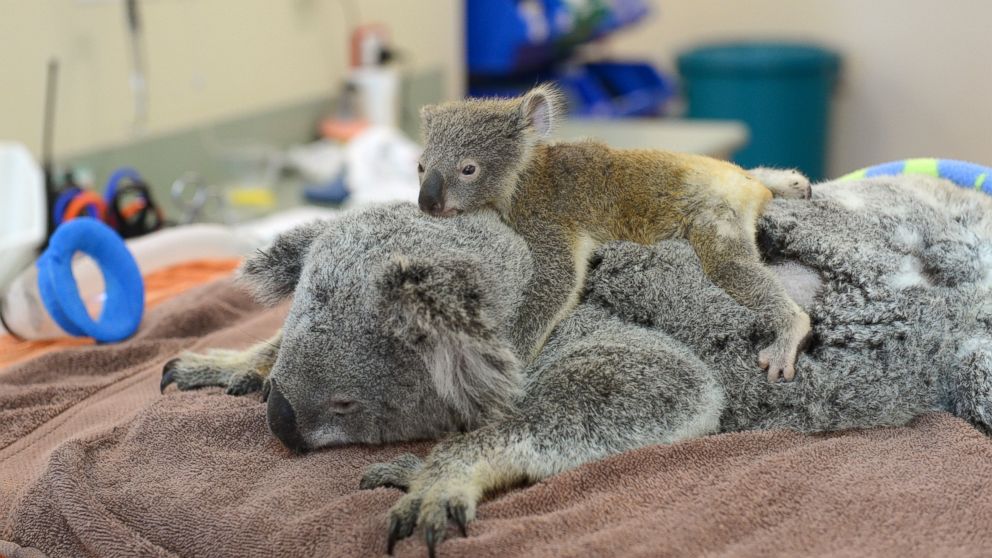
[3,174,992,557]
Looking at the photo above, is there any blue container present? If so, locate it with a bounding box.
[678,42,840,180]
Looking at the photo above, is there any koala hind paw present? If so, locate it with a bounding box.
[751,167,812,200]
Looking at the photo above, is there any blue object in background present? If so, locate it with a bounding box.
[469,62,675,117]
[466,0,649,76]
[838,158,992,196]
[584,62,675,116]
[303,171,350,205]
[37,217,144,343]
[678,42,841,181]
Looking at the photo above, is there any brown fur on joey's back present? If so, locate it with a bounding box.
[417,84,811,382]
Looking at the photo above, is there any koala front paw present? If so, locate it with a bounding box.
[385,474,480,557]
[160,350,267,396]
[360,453,424,492]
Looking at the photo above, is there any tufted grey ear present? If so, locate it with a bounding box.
[237,220,328,306]
[377,254,522,424]
[518,83,565,138]
[419,104,439,128]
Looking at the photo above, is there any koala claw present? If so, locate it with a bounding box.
[386,502,418,555]
[160,358,180,393]
[448,502,468,537]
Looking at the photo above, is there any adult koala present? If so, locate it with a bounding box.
[162,176,992,556]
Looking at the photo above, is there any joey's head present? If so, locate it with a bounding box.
[238,205,530,453]
[417,83,566,216]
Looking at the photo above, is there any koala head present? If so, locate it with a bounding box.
[417,83,566,217]
[239,204,531,452]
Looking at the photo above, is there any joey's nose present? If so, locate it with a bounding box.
[418,169,446,215]
[266,379,307,453]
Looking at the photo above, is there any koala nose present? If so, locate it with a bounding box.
[418,169,446,215]
[266,379,307,453]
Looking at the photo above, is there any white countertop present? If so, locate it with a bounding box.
[554,118,749,158]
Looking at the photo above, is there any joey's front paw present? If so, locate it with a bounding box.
[160,350,266,396]
[385,477,479,557]
[360,453,424,492]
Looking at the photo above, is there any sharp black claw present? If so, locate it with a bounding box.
[425,527,438,558]
[448,504,467,537]
[160,359,180,393]
[261,380,272,402]
[387,517,402,555]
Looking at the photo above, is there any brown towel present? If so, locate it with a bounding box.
[3,280,992,558]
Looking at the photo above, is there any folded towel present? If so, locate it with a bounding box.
[4,280,992,557]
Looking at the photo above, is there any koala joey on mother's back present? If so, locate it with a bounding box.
[417,84,812,381]
[160,200,992,557]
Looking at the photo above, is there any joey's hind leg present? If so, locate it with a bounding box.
[690,225,811,382]
[160,329,282,397]
[749,167,811,200]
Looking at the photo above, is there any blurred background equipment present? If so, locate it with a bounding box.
[678,42,840,180]
[463,2,842,180]
[0,143,47,291]
[466,0,676,117]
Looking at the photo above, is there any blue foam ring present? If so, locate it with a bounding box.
[103,167,144,205]
[36,218,145,343]
[53,187,99,224]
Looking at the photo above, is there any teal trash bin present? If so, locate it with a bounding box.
[678,42,841,181]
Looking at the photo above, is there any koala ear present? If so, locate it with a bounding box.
[237,220,327,306]
[519,84,565,137]
[419,104,439,126]
[378,254,522,424]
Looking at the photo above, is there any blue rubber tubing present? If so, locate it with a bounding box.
[36,217,145,343]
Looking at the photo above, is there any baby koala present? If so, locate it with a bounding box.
[416,84,812,381]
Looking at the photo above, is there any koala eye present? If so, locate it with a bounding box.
[461,164,476,176]
[330,399,360,415]
[417,162,424,173]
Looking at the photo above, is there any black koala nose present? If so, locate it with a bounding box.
[266,379,307,454]
[418,169,446,215]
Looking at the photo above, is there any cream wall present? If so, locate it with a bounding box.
[605,0,992,176]
[0,0,463,160]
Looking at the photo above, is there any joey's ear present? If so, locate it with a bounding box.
[419,104,439,126]
[237,220,327,306]
[378,254,522,424]
[519,84,565,137]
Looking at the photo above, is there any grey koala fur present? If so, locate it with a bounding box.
[164,203,534,446]
[161,175,992,557]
